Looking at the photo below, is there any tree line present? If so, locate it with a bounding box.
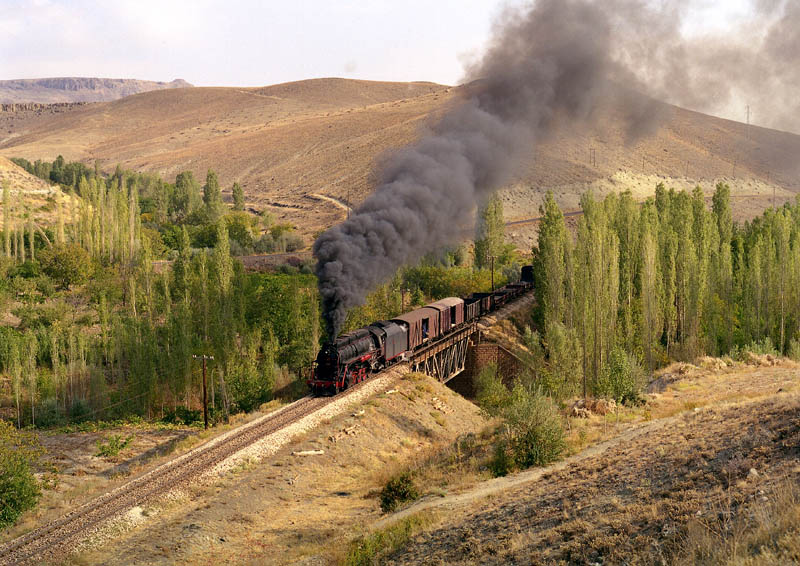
[0,157,317,428]
[531,183,800,400]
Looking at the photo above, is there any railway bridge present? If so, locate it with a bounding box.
[409,290,535,384]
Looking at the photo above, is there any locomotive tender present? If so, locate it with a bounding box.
[309,265,534,394]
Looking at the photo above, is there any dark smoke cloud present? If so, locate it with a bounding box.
[314,0,800,338]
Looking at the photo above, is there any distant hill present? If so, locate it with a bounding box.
[0,77,192,103]
[0,77,798,243]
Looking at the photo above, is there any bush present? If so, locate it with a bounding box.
[380,472,419,513]
[503,383,566,468]
[0,421,41,529]
[488,441,514,477]
[95,434,134,459]
[345,513,433,566]
[15,260,41,279]
[731,336,780,361]
[69,398,91,423]
[36,398,65,428]
[474,363,511,416]
[789,339,800,362]
[595,346,644,404]
[476,368,566,473]
[253,233,275,253]
[162,406,202,426]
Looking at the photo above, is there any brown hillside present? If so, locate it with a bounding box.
[1,78,798,240]
[0,157,76,226]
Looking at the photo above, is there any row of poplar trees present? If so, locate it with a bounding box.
[1,166,317,427]
[532,183,800,396]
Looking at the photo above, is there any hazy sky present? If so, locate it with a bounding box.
[0,0,755,87]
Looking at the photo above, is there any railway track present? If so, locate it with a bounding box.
[0,291,536,566]
[0,392,345,566]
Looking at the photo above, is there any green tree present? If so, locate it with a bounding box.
[203,170,224,223]
[532,192,569,328]
[232,182,245,211]
[474,193,505,270]
[0,421,41,529]
[39,243,91,289]
[172,171,200,219]
[2,180,10,258]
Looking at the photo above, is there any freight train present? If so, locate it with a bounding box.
[309,265,534,394]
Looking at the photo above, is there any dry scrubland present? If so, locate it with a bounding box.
[2,78,799,241]
[380,359,800,566]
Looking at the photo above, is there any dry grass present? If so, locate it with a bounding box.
[380,363,800,566]
[680,480,800,565]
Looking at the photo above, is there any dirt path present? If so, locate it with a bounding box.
[375,415,675,530]
[310,192,352,215]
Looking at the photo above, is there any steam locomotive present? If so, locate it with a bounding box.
[309,266,534,394]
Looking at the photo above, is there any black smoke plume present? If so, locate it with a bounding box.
[314,0,800,338]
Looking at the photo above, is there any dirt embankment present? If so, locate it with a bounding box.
[68,374,488,566]
[380,362,800,565]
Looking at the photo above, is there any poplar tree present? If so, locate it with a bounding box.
[24,331,38,427]
[639,201,663,372]
[203,170,224,223]
[474,193,505,270]
[2,181,10,258]
[9,337,22,428]
[232,182,245,211]
[532,191,568,328]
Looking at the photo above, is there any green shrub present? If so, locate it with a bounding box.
[95,434,134,459]
[345,512,433,566]
[36,398,65,428]
[476,367,566,473]
[0,421,41,529]
[788,339,800,362]
[731,336,780,361]
[503,383,566,468]
[38,243,90,289]
[69,398,91,423]
[488,441,513,477]
[474,363,511,417]
[162,406,202,426]
[380,472,419,513]
[595,346,644,403]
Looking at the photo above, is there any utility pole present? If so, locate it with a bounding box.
[400,288,406,312]
[193,354,214,429]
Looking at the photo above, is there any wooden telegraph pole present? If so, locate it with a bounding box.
[193,354,214,429]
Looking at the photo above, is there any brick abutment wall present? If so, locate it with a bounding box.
[448,334,524,398]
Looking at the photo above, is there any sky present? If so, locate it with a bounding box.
[0,0,756,88]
